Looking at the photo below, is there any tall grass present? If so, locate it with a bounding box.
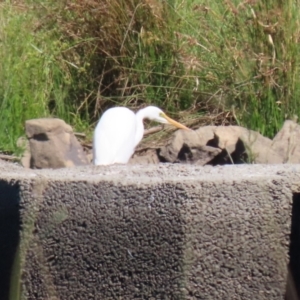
[26,0,300,138]
[173,0,300,137]
[0,0,300,154]
[27,0,190,115]
[0,3,79,152]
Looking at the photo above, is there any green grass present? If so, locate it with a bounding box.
[0,2,91,153]
[173,0,300,136]
[1,0,300,154]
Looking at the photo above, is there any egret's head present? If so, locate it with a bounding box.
[145,106,190,130]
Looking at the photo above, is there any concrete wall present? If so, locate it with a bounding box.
[0,161,300,299]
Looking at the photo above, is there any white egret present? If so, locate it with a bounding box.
[93,106,189,165]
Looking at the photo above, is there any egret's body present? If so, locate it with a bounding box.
[93,106,189,165]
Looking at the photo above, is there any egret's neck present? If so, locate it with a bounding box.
[134,108,146,147]
[136,107,149,121]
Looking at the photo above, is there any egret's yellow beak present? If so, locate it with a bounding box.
[163,114,190,130]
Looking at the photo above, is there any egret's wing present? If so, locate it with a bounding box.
[93,107,137,165]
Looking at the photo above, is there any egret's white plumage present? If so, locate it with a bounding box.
[93,106,189,165]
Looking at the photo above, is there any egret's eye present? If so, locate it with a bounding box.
[159,112,165,118]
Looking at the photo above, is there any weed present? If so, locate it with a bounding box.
[1,0,300,154]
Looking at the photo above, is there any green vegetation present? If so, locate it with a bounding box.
[0,0,300,154]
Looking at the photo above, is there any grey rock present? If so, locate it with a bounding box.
[212,126,283,164]
[17,136,31,168]
[25,118,89,169]
[159,127,217,164]
[271,120,300,163]
[130,148,160,164]
[159,125,283,165]
[172,144,222,164]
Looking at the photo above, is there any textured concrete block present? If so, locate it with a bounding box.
[0,162,300,299]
